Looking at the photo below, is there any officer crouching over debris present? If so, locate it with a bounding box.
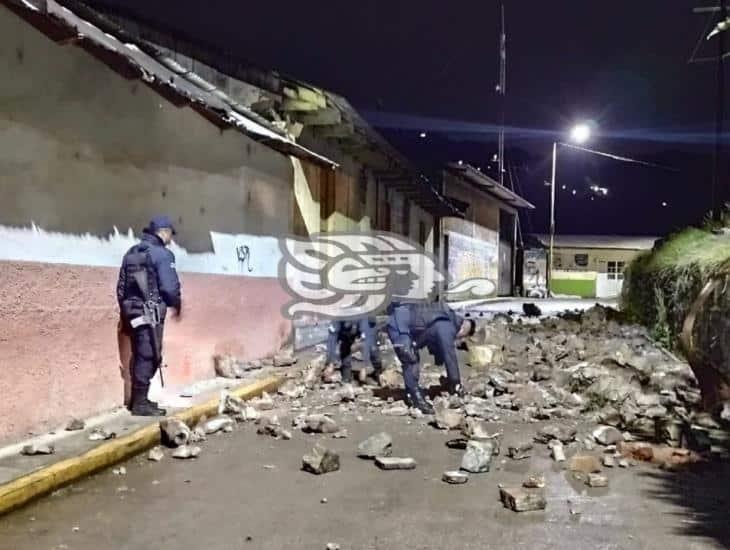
[385,301,476,414]
[323,317,383,385]
[117,215,182,417]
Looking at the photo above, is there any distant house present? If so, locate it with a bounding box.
[525,235,659,299]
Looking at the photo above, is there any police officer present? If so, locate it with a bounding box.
[324,317,382,384]
[386,301,476,414]
[117,216,182,416]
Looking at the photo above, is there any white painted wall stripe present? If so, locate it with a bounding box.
[0,223,282,278]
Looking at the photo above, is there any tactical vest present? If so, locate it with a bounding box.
[119,243,162,320]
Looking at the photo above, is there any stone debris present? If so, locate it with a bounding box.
[278,381,307,400]
[568,454,602,474]
[303,414,339,434]
[65,418,85,431]
[332,429,349,439]
[357,432,393,459]
[21,444,55,456]
[618,458,631,468]
[251,392,275,411]
[257,422,292,440]
[203,415,235,435]
[172,445,201,459]
[523,474,546,489]
[535,424,576,444]
[460,440,495,473]
[507,441,533,460]
[586,473,609,487]
[500,486,547,512]
[213,354,248,378]
[88,427,116,441]
[593,426,624,446]
[602,455,616,468]
[443,470,469,484]
[469,344,504,368]
[325,544,341,550]
[433,401,464,430]
[148,447,165,462]
[273,354,297,367]
[461,418,499,441]
[160,418,192,447]
[381,404,409,417]
[339,384,356,402]
[550,442,566,462]
[375,456,417,470]
[377,369,402,388]
[112,466,126,475]
[218,391,246,416]
[302,444,340,475]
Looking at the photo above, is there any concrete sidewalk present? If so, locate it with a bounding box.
[0,366,289,516]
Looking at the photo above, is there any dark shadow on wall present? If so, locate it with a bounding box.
[639,459,730,548]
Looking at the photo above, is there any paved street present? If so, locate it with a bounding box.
[1,390,729,549]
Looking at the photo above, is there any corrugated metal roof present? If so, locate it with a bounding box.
[445,163,535,210]
[533,234,660,250]
[6,0,338,168]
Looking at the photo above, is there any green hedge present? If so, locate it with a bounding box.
[621,227,730,349]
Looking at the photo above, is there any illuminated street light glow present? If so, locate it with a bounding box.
[570,123,591,144]
[419,131,427,138]
[662,201,668,207]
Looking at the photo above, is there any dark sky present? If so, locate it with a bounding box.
[88,0,728,236]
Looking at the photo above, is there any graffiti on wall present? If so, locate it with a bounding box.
[445,231,498,299]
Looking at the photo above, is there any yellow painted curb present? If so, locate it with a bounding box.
[0,375,283,517]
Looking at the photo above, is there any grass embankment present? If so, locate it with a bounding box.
[622,226,730,349]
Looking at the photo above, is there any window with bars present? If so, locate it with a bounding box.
[607,261,626,280]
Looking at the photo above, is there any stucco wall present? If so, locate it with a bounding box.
[552,247,646,273]
[0,5,296,443]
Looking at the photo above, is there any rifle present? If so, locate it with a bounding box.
[131,268,166,387]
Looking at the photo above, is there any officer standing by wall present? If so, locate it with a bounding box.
[117,216,182,416]
[386,301,475,414]
[324,317,382,384]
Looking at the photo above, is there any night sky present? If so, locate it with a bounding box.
[87,0,728,236]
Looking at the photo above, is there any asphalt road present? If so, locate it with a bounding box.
[1,403,728,550]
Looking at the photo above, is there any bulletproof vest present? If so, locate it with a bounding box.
[120,243,161,306]
[340,321,359,338]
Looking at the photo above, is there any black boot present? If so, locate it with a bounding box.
[447,380,466,398]
[411,389,435,415]
[131,386,166,417]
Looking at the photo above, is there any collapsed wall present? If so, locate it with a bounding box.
[622,227,730,409]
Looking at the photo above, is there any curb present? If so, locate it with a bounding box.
[0,375,283,517]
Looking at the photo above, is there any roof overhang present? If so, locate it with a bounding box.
[2,0,338,168]
[446,163,535,210]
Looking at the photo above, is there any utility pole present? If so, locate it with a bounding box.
[713,0,727,222]
[497,1,506,187]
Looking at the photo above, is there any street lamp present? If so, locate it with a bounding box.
[547,123,592,297]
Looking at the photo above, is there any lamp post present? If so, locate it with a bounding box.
[547,124,591,297]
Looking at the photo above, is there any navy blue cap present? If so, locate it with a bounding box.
[148,215,177,235]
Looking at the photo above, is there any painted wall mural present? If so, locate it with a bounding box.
[446,230,499,285]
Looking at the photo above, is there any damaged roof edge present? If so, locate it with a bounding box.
[446,163,535,210]
[4,0,338,168]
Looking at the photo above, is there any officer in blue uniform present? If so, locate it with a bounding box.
[117,216,182,416]
[324,317,382,384]
[386,301,476,414]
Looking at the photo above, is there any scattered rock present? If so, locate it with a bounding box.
[522,303,542,317]
[325,543,341,550]
[257,423,292,440]
[461,440,495,473]
[535,424,576,444]
[592,425,624,446]
[375,456,417,470]
[618,458,630,468]
[500,486,547,512]
[357,432,393,459]
[303,414,339,434]
[568,454,602,474]
[381,405,409,416]
[302,444,340,475]
[214,355,246,378]
[148,447,165,462]
[203,415,235,435]
[469,344,504,368]
[586,473,609,488]
[443,470,469,484]
[332,429,349,439]
[273,354,297,367]
[159,418,191,447]
[252,392,275,411]
[461,418,499,441]
[339,384,356,402]
[218,391,246,416]
[172,445,201,459]
[21,444,55,456]
[433,402,464,430]
[278,381,306,400]
[65,418,85,431]
[112,466,126,475]
[88,427,116,441]
[523,475,546,489]
[507,441,533,460]
[550,442,566,462]
[602,455,616,468]
[378,369,402,388]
